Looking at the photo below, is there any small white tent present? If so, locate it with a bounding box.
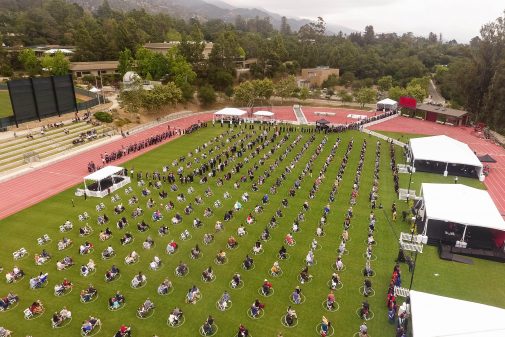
[213,108,247,116]
[409,135,483,178]
[376,98,398,111]
[410,290,505,337]
[419,183,505,241]
[253,111,274,117]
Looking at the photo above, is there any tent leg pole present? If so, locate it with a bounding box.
[461,225,467,242]
[408,250,418,290]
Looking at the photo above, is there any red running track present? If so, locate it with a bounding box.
[0,113,214,220]
[369,116,505,213]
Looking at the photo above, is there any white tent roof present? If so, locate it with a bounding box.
[377,98,397,105]
[410,290,505,337]
[84,166,124,181]
[89,87,101,93]
[253,111,274,116]
[214,108,247,116]
[422,183,505,231]
[410,135,483,168]
[44,48,74,54]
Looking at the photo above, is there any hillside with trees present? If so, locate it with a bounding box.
[0,1,504,131]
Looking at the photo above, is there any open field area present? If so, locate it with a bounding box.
[0,91,13,118]
[1,125,504,337]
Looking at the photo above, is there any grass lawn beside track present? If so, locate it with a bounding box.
[0,126,503,337]
[0,91,13,118]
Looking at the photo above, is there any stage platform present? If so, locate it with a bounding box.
[439,243,505,263]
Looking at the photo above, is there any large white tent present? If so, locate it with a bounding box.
[376,98,398,111]
[419,183,505,240]
[80,166,130,198]
[409,135,483,178]
[213,108,247,116]
[410,290,505,337]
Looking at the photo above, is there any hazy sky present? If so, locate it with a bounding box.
[221,0,504,42]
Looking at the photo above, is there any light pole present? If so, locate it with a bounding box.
[406,166,413,204]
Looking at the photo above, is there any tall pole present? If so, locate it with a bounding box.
[406,167,412,203]
[409,250,418,290]
[95,77,101,105]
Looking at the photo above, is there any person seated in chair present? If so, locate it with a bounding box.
[316,225,324,237]
[203,233,214,245]
[271,261,281,275]
[149,256,162,270]
[363,278,372,297]
[102,245,115,258]
[234,201,242,211]
[218,291,230,311]
[202,266,214,282]
[171,213,183,224]
[81,316,100,335]
[231,273,241,288]
[114,324,131,337]
[80,284,97,302]
[137,298,154,318]
[246,214,255,224]
[237,225,246,237]
[278,245,287,259]
[261,279,272,295]
[216,250,226,264]
[176,261,188,276]
[168,307,183,326]
[300,266,311,284]
[186,285,200,304]
[305,250,315,266]
[193,217,203,228]
[363,260,373,277]
[137,221,150,232]
[143,236,154,249]
[285,232,294,246]
[250,299,264,317]
[166,240,178,254]
[158,225,169,236]
[224,210,233,221]
[260,227,270,241]
[202,315,214,335]
[125,251,139,265]
[243,255,253,270]
[131,272,146,288]
[253,241,263,254]
[360,300,370,319]
[157,278,172,295]
[108,291,125,310]
[227,236,238,249]
[285,306,297,326]
[79,241,93,255]
[191,245,201,259]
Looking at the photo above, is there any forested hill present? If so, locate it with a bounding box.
[0,1,504,131]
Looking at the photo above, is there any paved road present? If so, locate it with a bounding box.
[428,79,446,105]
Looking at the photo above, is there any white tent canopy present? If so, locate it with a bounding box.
[376,98,398,110]
[89,87,101,93]
[410,135,483,176]
[213,108,247,116]
[421,183,505,231]
[84,166,124,182]
[253,111,274,117]
[410,290,505,337]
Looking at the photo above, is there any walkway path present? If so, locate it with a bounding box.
[293,105,307,124]
[0,112,213,220]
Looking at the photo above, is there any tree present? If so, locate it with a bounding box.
[406,83,427,102]
[198,85,216,107]
[354,87,377,107]
[18,49,40,76]
[298,87,310,101]
[167,49,197,87]
[41,51,69,76]
[141,83,182,111]
[338,89,353,103]
[118,48,134,77]
[274,75,298,102]
[322,74,339,89]
[388,86,408,101]
[377,75,393,92]
[364,25,375,44]
[234,80,255,106]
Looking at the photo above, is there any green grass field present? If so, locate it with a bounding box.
[0,126,503,337]
[0,90,13,118]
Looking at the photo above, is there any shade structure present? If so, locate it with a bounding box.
[89,87,101,93]
[409,135,483,178]
[84,166,124,182]
[410,290,505,337]
[253,111,274,117]
[478,154,497,163]
[420,183,505,231]
[376,98,398,111]
[316,119,330,125]
[213,108,247,116]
